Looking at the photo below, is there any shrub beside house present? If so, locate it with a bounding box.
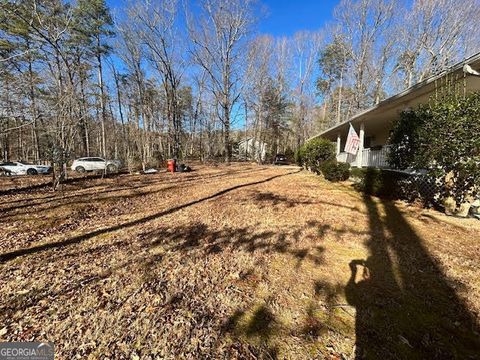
[296,138,351,182]
[302,52,480,217]
[388,92,480,216]
[298,91,480,218]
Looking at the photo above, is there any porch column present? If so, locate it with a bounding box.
[336,133,341,155]
[356,123,365,167]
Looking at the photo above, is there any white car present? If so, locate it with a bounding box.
[0,161,52,176]
[71,157,121,173]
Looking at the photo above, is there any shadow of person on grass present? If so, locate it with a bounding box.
[346,171,480,359]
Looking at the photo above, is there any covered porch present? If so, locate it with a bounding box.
[331,115,394,168]
[310,52,480,169]
[316,84,403,169]
[336,143,392,168]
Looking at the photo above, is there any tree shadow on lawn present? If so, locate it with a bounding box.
[0,168,342,358]
[0,237,163,317]
[251,191,315,208]
[248,190,364,215]
[0,171,143,197]
[346,186,480,358]
[5,167,478,358]
[0,170,300,263]
[139,221,326,266]
[223,305,280,359]
[0,184,180,222]
[1,219,257,311]
[0,173,109,196]
[0,211,327,355]
[0,166,268,216]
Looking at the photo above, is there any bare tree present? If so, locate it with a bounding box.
[243,35,274,161]
[396,0,480,88]
[135,0,186,159]
[334,0,396,109]
[1,0,479,169]
[188,0,255,163]
[289,31,323,147]
[116,16,149,170]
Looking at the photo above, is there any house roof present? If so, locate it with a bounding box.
[311,51,480,141]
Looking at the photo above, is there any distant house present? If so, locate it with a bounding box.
[310,52,480,169]
[237,138,267,162]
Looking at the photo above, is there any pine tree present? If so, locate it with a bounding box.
[72,0,114,158]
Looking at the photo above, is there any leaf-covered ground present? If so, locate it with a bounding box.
[0,164,479,359]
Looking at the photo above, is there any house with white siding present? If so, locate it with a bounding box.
[310,52,480,169]
[237,138,268,162]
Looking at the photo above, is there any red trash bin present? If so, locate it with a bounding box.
[167,159,176,173]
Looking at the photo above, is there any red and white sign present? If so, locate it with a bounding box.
[344,123,360,155]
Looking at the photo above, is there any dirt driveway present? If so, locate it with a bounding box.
[0,164,479,359]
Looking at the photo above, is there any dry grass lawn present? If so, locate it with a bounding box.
[0,163,479,359]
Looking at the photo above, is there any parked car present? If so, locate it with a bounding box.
[71,157,121,173]
[0,161,51,176]
[273,154,288,165]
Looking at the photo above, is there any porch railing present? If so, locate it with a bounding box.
[337,145,391,168]
[361,145,391,168]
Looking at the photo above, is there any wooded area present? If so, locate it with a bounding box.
[1,0,479,170]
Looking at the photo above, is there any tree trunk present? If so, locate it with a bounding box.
[97,36,107,159]
[223,103,231,163]
[27,53,40,162]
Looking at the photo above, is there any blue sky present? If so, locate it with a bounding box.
[106,0,338,36]
[105,0,340,128]
[258,0,337,36]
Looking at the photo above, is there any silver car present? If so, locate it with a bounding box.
[71,157,121,173]
[0,161,52,176]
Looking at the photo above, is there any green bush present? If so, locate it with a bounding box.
[297,138,335,173]
[320,160,350,182]
[388,107,429,170]
[349,167,365,179]
[388,91,480,205]
[295,147,305,166]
